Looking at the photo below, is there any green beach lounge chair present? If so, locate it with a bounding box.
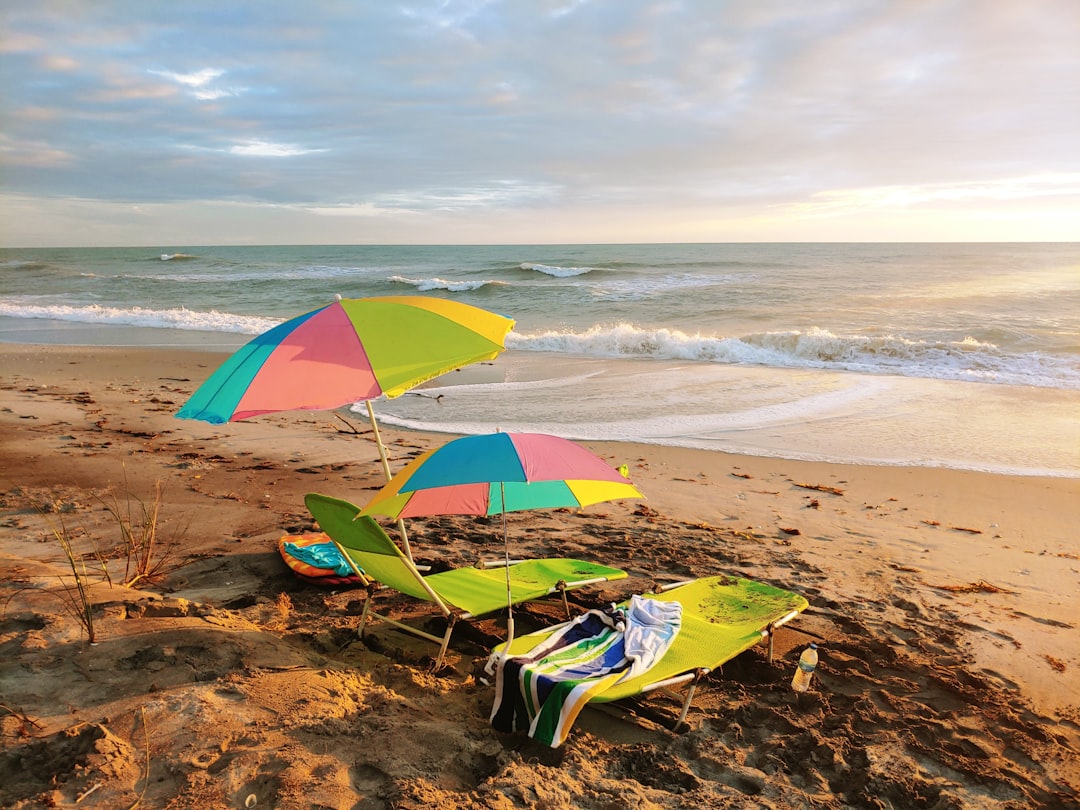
[304,493,628,669]
[489,575,810,746]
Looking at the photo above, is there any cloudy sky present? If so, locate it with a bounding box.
[2,1,1078,247]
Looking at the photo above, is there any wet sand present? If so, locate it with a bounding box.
[1,344,1078,808]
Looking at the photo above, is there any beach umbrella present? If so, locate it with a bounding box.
[176,295,515,560]
[360,432,644,642]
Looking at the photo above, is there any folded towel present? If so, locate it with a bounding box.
[282,540,355,577]
[491,595,682,747]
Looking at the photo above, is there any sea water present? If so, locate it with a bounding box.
[1,243,1078,476]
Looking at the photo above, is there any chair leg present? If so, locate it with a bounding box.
[558,582,570,617]
[357,586,376,638]
[674,669,706,731]
[434,615,458,670]
[761,609,801,664]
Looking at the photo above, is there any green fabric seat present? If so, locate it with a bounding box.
[494,575,809,737]
[305,493,628,668]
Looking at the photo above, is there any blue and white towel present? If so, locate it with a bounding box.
[490,596,682,747]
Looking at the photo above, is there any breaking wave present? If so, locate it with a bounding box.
[507,323,1080,390]
[388,275,506,292]
[0,302,278,335]
[4,300,1077,391]
[520,262,597,277]
[127,264,379,283]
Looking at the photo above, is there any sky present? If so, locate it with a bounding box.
[2,1,1078,247]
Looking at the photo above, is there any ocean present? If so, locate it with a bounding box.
[2,243,1078,476]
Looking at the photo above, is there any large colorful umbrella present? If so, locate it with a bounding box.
[177,295,513,424]
[360,432,644,642]
[176,295,515,559]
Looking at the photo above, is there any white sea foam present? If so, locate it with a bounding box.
[375,380,884,440]
[388,275,505,292]
[370,356,1080,476]
[0,302,278,335]
[520,262,596,277]
[5,298,1075,390]
[507,323,1080,390]
[403,372,608,402]
[128,264,378,283]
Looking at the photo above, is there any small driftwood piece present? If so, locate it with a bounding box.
[925,580,1017,595]
[794,482,845,496]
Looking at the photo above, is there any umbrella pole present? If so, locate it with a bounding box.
[501,483,514,647]
[365,401,415,563]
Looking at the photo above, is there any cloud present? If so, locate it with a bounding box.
[42,54,78,71]
[0,134,73,168]
[305,202,413,218]
[148,67,240,99]
[228,140,327,158]
[1,1,1078,244]
[790,174,1080,218]
[149,67,224,87]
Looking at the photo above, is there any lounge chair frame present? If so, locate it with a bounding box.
[493,575,810,738]
[305,493,627,669]
[346,556,609,670]
[636,580,804,728]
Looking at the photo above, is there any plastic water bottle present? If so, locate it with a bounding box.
[791,643,818,693]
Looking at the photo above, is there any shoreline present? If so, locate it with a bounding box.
[2,343,1077,807]
[6,331,1079,479]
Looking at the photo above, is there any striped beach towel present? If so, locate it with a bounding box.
[490,595,682,747]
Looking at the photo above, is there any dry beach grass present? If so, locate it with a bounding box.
[1,344,1078,808]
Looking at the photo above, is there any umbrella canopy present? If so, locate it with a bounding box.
[361,432,643,520]
[176,296,514,424]
[175,295,514,564]
[359,431,643,646]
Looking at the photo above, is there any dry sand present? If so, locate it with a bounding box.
[1,343,1078,809]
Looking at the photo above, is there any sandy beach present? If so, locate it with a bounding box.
[1,343,1078,809]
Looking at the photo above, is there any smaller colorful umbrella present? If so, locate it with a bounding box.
[360,432,644,642]
[362,432,643,520]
